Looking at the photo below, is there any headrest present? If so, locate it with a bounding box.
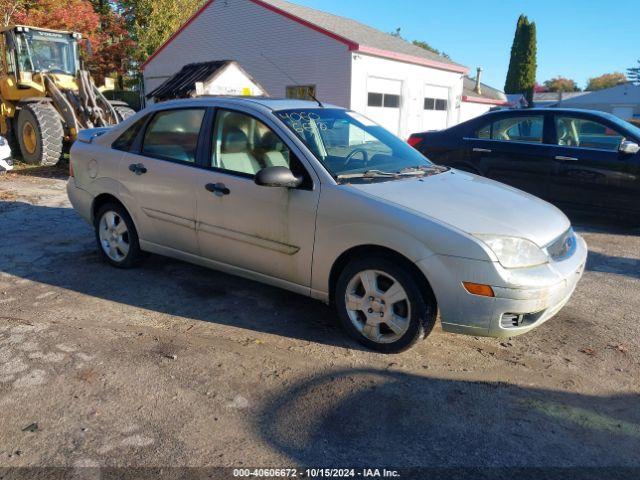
[222,127,249,154]
[260,131,282,151]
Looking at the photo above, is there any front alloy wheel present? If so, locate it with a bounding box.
[335,255,436,353]
[345,270,411,344]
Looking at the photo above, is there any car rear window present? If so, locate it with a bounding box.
[112,116,147,151]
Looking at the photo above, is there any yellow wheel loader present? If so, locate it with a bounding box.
[0,25,135,166]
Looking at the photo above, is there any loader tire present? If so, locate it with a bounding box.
[17,103,64,166]
[114,105,135,122]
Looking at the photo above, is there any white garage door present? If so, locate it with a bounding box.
[366,77,402,135]
[422,84,450,131]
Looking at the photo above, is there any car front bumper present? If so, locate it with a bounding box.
[417,234,588,338]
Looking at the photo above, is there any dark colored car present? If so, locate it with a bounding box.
[408,108,640,221]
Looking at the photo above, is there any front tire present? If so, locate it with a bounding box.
[16,103,64,166]
[335,255,436,353]
[94,203,143,269]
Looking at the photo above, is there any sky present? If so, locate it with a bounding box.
[290,0,640,90]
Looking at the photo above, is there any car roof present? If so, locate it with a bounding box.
[484,107,618,118]
[147,96,340,112]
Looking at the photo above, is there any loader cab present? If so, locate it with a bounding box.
[0,25,134,167]
[5,26,80,81]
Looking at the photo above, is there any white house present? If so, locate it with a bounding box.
[141,0,469,139]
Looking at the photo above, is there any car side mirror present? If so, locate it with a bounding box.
[619,140,640,155]
[255,166,303,188]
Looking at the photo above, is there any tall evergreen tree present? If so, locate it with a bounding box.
[504,15,526,93]
[504,15,537,106]
[628,60,640,85]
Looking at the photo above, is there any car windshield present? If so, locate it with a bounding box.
[274,108,436,182]
[600,112,640,140]
[16,30,78,75]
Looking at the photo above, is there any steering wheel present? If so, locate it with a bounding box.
[343,148,370,168]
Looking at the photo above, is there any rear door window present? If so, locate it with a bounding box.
[141,109,206,163]
[555,116,624,151]
[491,116,544,143]
[476,123,491,139]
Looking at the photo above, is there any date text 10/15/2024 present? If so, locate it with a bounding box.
[233,468,401,478]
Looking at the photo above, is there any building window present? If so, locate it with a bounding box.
[424,97,448,111]
[367,92,383,107]
[286,85,316,100]
[368,92,400,108]
[384,94,400,108]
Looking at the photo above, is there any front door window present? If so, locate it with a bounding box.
[554,116,624,151]
[211,109,293,176]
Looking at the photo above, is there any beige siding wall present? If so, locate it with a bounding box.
[143,0,352,107]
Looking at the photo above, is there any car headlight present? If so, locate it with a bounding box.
[474,235,549,269]
[0,136,6,146]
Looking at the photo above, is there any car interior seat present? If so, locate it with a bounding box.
[558,120,579,147]
[258,131,290,168]
[219,127,262,175]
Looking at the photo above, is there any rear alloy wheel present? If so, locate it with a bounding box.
[95,203,143,269]
[335,256,436,353]
[16,103,64,166]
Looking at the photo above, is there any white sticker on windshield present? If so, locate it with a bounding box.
[346,111,377,127]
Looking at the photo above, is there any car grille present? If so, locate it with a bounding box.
[546,229,576,261]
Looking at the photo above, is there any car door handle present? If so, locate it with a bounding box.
[205,183,230,196]
[555,156,579,162]
[473,148,492,153]
[128,163,147,175]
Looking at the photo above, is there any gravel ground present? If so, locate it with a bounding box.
[0,167,639,476]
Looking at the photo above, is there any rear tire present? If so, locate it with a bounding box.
[335,255,437,353]
[113,105,136,122]
[16,103,64,166]
[94,202,144,269]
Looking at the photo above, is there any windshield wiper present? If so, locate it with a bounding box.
[337,169,426,181]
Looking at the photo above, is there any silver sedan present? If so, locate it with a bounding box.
[67,97,587,353]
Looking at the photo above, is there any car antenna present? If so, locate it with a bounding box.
[260,52,324,108]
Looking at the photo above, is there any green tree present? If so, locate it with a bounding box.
[389,28,449,59]
[118,0,205,63]
[628,60,640,84]
[586,72,628,91]
[543,76,580,92]
[504,15,537,106]
[412,40,450,59]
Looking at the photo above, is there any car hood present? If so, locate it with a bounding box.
[350,170,570,247]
